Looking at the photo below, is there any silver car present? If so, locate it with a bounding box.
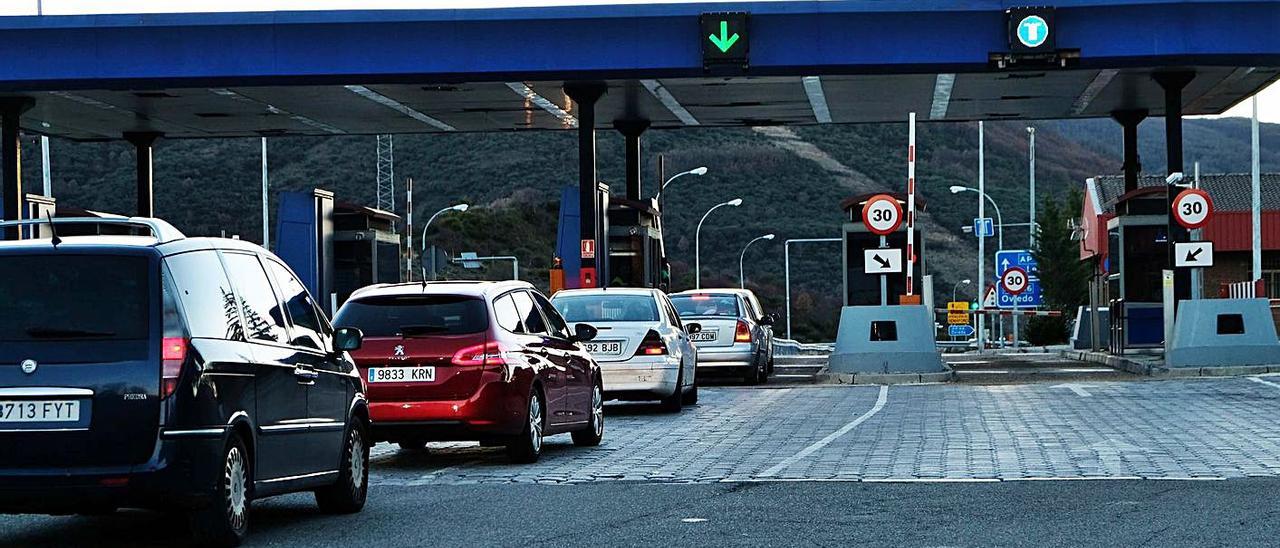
[552,288,700,412]
[670,289,776,384]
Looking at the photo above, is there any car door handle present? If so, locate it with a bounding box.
[293,367,319,383]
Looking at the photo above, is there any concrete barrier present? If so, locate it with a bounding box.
[828,305,946,374]
[1167,298,1280,368]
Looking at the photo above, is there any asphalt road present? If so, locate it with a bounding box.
[2,478,1275,547]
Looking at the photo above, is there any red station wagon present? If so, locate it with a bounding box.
[332,281,604,463]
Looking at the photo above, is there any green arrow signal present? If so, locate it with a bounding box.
[708,20,740,53]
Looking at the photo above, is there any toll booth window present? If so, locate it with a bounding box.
[870,321,898,341]
[1217,314,1245,335]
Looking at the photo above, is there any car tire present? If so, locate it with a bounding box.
[315,421,369,514]
[189,434,251,548]
[745,358,763,385]
[506,387,545,464]
[572,381,605,447]
[659,368,684,413]
[682,380,699,406]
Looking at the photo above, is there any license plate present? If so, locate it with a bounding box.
[367,367,436,383]
[584,340,625,356]
[0,400,81,423]
[690,330,717,342]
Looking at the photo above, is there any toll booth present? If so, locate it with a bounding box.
[276,189,336,314]
[332,202,401,305]
[606,196,669,289]
[840,193,926,306]
[1105,187,1168,351]
[554,183,610,289]
[22,194,55,239]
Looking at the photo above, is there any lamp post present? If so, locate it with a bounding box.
[949,185,1004,252]
[739,233,775,289]
[1027,126,1037,247]
[655,166,708,205]
[420,203,469,280]
[952,278,972,302]
[695,198,742,289]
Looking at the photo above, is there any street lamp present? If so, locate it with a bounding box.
[420,203,469,280]
[695,197,743,290]
[952,279,972,301]
[1027,126,1036,248]
[949,185,1004,251]
[739,233,775,289]
[655,166,708,204]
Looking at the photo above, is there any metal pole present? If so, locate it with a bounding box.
[1252,95,1262,282]
[261,137,269,249]
[977,121,986,352]
[785,241,791,339]
[40,136,50,197]
[405,177,413,281]
[906,112,917,296]
[1028,127,1036,247]
[739,235,770,289]
[880,235,888,306]
[695,201,734,290]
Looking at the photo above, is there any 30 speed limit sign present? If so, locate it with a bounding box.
[861,194,903,236]
[1000,266,1029,295]
[1172,188,1214,229]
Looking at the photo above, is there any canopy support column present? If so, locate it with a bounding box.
[1111,109,1147,196]
[1155,71,1194,311]
[1,98,33,240]
[565,82,608,288]
[615,119,649,201]
[124,131,162,218]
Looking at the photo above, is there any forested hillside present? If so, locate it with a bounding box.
[17,117,1279,341]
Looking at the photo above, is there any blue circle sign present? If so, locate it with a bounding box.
[1016,15,1049,48]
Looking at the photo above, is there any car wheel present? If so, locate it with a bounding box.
[572,381,605,447]
[189,434,250,547]
[315,421,369,514]
[506,387,545,464]
[682,380,699,405]
[745,358,763,385]
[659,367,683,413]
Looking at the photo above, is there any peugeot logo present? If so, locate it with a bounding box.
[393,345,406,360]
[19,359,37,375]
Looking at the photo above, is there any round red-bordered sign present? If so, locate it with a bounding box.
[1172,188,1214,230]
[862,194,903,236]
[1001,266,1029,295]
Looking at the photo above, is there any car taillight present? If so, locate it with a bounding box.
[734,320,752,343]
[636,330,667,356]
[452,342,507,366]
[161,336,188,399]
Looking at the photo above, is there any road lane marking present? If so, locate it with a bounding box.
[757,385,888,477]
[1051,383,1093,397]
[1247,376,1280,390]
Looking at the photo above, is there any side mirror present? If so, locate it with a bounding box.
[760,314,776,326]
[334,327,363,351]
[572,323,598,343]
[684,322,702,335]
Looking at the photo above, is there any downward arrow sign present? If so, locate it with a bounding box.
[1185,247,1203,262]
[708,20,740,53]
[874,254,891,269]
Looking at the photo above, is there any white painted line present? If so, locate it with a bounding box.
[681,518,708,523]
[1052,383,1093,397]
[802,76,832,123]
[344,85,457,131]
[774,374,816,378]
[506,82,578,128]
[641,79,700,126]
[929,73,956,120]
[948,361,990,365]
[957,370,1010,374]
[1146,476,1228,481]
[862,477,1000,483]
[758,385,888,477]
[1247,376,1280,390]
[1045,368,1116,373]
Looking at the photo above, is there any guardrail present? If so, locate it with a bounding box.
[773,338,834,356]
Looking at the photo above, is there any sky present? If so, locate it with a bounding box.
[2,0,1277,123]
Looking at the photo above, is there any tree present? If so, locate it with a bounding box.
[1027,188,1090,344]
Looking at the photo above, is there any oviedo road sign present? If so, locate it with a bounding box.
[1172,188,1214,229]
[1001,266,1030,295]
[862,194,903,235]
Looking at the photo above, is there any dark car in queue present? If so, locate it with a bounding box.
[0,218,370,548]
[670,289,776,384]
[333,280,604,463]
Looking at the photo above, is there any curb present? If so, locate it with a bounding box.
[1060,350,1280,378]
[818,369,955,385]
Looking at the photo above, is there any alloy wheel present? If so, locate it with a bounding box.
[224,445,247,533]
[529,396,543,454]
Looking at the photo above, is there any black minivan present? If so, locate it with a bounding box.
[0,218,370,547]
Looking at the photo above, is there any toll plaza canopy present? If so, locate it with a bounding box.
[0,0,1276,139]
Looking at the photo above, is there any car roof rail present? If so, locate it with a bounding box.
[0,217,186,244]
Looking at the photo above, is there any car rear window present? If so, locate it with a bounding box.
[670,294,740,318]
[553,294,659,323]
[334,294,487,337]
[0,254,150,341]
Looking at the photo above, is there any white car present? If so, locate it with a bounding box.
[551,287,699,412]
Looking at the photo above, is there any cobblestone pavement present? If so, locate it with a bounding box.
[368,375,1280,486]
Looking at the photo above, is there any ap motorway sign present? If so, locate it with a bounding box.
[995,249,1042,308]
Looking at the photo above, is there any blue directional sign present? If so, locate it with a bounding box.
[1016,15,1049,48]
[948,324,975,337]
[995,249,1042,308]
[973,217,994,238]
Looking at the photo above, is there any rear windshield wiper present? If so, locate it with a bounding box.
[25,327,117,339]
[399,324,449,337]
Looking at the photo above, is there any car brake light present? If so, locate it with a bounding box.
[161,336,188,399]
[636,330,667,356]
[734,320,752,343]
[452,342,507,366]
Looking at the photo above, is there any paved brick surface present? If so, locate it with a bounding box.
[368,376,1280,486]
